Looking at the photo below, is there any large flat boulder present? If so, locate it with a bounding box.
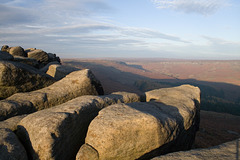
[0,69,104,121]
[17,92,140,160]
[151,138,240,160]
[46,64,79,80]
[0,61,55,99]
[0,128,28,160]
[77,85,200,159]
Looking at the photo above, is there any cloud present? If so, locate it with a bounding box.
[119,27,189,43]
[151,0,229,15]
[0,4,36,26]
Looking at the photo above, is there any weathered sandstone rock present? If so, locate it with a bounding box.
[0,51,14,60]
[151,138,240,160]
[0,61,55,99]
[46,64,79,80]
[48,53,61,63]
[27,49,49,65]
[13,56,39,68]
[40,61,61,73]
[17,92,140,160]
[1,45,10,52]
[0,128,28,160]
[9,46,27,57]
[0,115,27,131]
[77,85,200,160]
[24,48,36,53]
[0,69,104,121]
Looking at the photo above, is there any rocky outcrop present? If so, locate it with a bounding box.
[46,64,79,80]
[0,69,104,121]
[0,51,14,61]
[1,45,10,53]
[0,128,28,160]
[9,46,27,57]
[77,85,200,160]
[27,49,49,66]
[48,53,61,63]
[152,138,240,160]
[0,115,27,131]
[13,56,39,68]
[17,92,140,160]
[0,61,55,99]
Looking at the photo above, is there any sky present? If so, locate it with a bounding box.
[0,0,240,59]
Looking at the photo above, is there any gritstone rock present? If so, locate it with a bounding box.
[17,92,140,160]
[0,128,28,160]
[0,115,27,131]
[151,138,240,160]
[27,49,49,65]
[46,64,79,80]
[0,61,55,99]
[77,85,200,160]
[0,69,104,121]
[9,46,27,57]
[1,45,10,53]
[0,51,14,61]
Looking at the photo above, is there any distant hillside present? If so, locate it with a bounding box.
[63,59,240,116]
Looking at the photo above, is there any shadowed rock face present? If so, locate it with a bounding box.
[0,69,104,121]
[16,92,140,160]
[0,61,56,99]
[0,128,28,160]
[77,85,200,160]
[151,138,240,160]
[0,51,14,61]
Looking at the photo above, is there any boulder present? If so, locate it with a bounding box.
[17,92,140,160]
[27,49,49,65]
[24,48,36,53]
[13,56,39,68]
[1,45,10,52]
[0,128,28,160]
[0,115,27,131]
[0,51,14,61]
[151,138,240,160]
[9,46,27,57]
[0,69,104,121]
[48,53,61,63]
[77,85,200,160]
[40,61,61,73]
[0,61,55,99]
[46,64,79,80]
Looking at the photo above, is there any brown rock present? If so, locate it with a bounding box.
[77,85,200,159]
[46,64,79,80]
[0,128,28,160]
[27,49,49,65]
[1,45,10,52]
[0,61,55,99]
[0,69,104,121]
[0,115,27,131]
[13,56,39,68]
[17,92,140,160]
[151,138,240,160]
[9,46,27,57]
[0,51,14,60]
